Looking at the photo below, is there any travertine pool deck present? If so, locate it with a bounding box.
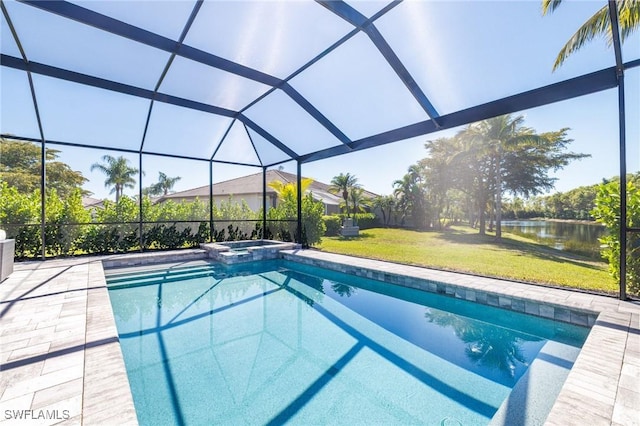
[0,249,638,425]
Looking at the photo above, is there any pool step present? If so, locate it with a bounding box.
[106,264,217,281]
[106,269,220,289]
[106,265,219,286]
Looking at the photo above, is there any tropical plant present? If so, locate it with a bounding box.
[267,192,325,246]
[542,0,640,71]
[90,155,139,202]
[393,164,429,229]
[425,134,477,228]
[419,153,449,229]
[592,178,640,296]
[372,195,395,226]
[144,172,181,196]
[266,179,325,246]
[44,188,91,256]
[341,187,371,219]
[268,177,314,206]
[467,115,546,238]
[329,173,359,217]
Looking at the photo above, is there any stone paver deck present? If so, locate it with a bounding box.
[0,249,638,425]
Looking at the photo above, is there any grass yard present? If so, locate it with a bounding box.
[316,226,616,294]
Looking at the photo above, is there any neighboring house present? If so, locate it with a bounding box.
[156,170,377,215]
[81,196,105,210]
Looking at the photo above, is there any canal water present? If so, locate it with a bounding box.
[501,220,607,258]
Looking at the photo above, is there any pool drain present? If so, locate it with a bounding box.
[440,417,463,426]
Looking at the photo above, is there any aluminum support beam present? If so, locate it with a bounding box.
[297,161,302,245]
[300,65,622,163]
[0,54,298,161]
[19,0,352,148]
[608,0,627,300]
[317,0,441,123]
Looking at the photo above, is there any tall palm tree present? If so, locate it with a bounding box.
[329,173,359,218]
[147,172,181,196]
[466,115,533,238]
[90,155,138,202]
[543,0,639,71]
[467,114,559,239]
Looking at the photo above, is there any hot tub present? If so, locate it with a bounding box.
[200,239,300,264]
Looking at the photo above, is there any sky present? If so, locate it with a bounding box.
[1,0,639,200]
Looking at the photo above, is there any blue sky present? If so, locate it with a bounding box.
[1,0,639,200]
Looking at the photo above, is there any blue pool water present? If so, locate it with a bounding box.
[106,260,589,426]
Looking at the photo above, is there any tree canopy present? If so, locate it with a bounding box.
[419,114,588,234]
[0,138,88,197]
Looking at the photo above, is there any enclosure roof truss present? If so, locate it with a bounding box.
[1,0,637,168]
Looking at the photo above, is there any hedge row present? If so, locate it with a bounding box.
[11,220,323,260]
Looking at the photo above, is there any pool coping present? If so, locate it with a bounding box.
[1,248,638,425]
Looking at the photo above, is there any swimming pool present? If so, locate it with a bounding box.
[106,259,589,425]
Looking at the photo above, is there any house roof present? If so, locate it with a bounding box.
[158,169,377,206]
[81,196,105,209]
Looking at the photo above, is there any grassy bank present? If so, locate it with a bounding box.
[316,226,616,294]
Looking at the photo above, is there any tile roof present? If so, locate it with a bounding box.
[158,170,377,204]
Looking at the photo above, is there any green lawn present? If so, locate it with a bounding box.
[316,226,616,294]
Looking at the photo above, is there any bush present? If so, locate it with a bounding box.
[1,179,328,257]
[351,213,378,229]
[336,213,379,229]
[324,213,379,236]
[14,225,40,259]
[76,225,138,254]
[323,216,341,236]
[266,193,325,246]
[301,195,325,246]
[592,180,640,296]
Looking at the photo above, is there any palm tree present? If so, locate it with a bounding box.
[393,175,412,226]
[146,172,181,196]
[466,115,545,239]
[393,164,428,229]
[329,173,359,218]
[372,195,395,226]
[340,187,371,222]
[542,0,639,71]
[466,114,587,239]
[90,155,138,202]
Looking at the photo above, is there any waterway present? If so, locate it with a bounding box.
[501,220,606,258]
